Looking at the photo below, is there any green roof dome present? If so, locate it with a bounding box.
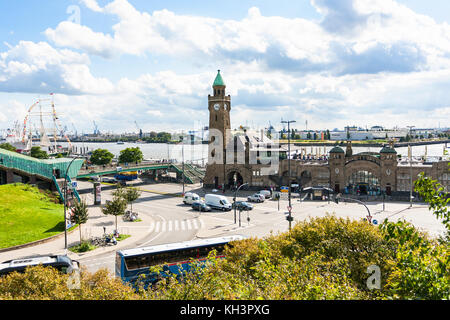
[380,146,397,154]
[213,70,225,87]
[329,146,345,153]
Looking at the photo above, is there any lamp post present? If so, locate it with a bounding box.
[335,195,374,223]
[179,135,185,196]
[406,126,415,209]
[281,120,296,231]
[234,183,248,224]
[63,155,81,250]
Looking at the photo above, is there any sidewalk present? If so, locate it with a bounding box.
[0,192,155,262]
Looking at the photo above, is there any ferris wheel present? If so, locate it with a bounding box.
[21,94,72,152]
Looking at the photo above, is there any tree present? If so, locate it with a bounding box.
[30,146,48,159]
[0,143,16,152]
[414,170,450,236]
[90,148,114,165]
[118,147,143,164]
[101,188,127,232]
[123,187,141,214]
[71,200,89,244]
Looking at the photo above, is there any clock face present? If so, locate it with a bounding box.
[213,103,220,111]
[335,168,339,174]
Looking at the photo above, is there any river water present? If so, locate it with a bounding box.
[60,141,449,164]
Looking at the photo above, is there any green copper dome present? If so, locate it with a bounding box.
[213,70,225,87]
[329,146,345,153]
[380,146,397,154]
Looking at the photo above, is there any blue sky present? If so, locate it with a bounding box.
[1,0,450,134]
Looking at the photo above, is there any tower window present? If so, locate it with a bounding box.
[215,115,218,121]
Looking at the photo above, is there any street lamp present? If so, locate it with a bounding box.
[335,194,375,224]
[406,126,415,209]
[234,183,248,224]
[281,119,296,231]
[63,155,82,250]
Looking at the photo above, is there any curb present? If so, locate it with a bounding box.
[0,225,79,253]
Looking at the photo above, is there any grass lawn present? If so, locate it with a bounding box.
[0,183,65,249]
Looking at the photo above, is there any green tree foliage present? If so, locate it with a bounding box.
[414,171,450,234]
[118,147,143,164]
[30,146,48,159]
[123,187,141,213]
[142,131,172,143]
[380,220,449,299]
[0,266,141,300]
[101,189,127,231]
[90,148,114,165]
[71,200,89,244]
[0,143,16,152]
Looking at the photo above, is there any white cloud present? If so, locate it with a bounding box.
[2,0,450,132]
[0,41,114,95]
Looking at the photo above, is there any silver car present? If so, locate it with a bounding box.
[247,193,265,203]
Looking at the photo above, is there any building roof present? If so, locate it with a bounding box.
[213,70,225,87]
[329,146,345,153]
[380,146,397,154]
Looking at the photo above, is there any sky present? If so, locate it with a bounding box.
[1,0,450,134]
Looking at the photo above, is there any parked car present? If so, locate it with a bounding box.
[256,190,272,199]
[183,192,201,205]
[247,193,265,203]
[232,201,253,211]
[205,194,232,211]
[191,201,211,212]
[101,177,117,183]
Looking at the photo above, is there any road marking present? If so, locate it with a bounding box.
[174,220,179,231]
[168,220,173,232]
[155,221,160,233]
[186,219,192,230]
[181,220,186,230]
[192,219,199,229]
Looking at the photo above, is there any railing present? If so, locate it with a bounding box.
[52,175,65,202]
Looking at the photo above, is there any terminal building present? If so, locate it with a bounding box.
[203,71,450,196]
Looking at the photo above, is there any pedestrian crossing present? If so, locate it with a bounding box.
[149,218,203,233]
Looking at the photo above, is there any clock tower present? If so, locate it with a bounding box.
[206,70,232,188]
[208,70,231,159]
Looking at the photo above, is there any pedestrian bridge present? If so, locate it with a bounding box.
[0,148,84,182]
[76,161,205,184]
[0,149,205,192]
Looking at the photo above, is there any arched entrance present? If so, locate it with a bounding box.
[345,170,380,195]
[299,171,312,188]
[227,171,244,188]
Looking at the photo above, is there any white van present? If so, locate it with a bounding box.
[183,192,200,205]
[204,194,232,211]
[257,190,272,199]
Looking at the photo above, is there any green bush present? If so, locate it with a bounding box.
[69,241,96,253]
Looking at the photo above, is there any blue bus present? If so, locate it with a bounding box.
[115,235,245,286]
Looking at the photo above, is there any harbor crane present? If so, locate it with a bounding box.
[134,121,143,139]
[93,121,100,136]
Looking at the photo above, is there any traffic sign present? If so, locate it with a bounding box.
[71,182,77,188]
